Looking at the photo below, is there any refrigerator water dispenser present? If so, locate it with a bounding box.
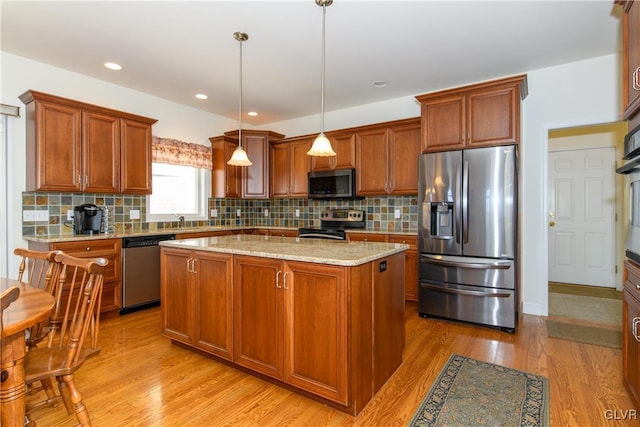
[430,202,454,238]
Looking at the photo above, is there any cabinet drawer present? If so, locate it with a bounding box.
[51,238,121,282]
[347,233,388,243]
[388,234,417,249]
[625,260,640,300]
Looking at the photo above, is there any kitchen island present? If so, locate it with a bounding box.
[159,234,407,416]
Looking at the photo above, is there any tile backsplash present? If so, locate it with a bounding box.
[22,192,418,236]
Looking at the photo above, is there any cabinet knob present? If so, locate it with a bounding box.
[85,247,91,251]
[636,284,640,290]
[633,67,640,91]
[549,221,555,227]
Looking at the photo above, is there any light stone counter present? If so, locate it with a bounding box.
[160,234,409,266]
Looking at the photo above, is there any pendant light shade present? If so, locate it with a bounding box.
[307,0,336,157]
[228,31,253,166]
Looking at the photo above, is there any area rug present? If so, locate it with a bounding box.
[408,354,549,427]
[546,319,622,349]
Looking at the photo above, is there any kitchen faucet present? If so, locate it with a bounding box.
[176,214,185,228]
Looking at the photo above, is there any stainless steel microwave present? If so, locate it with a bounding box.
[307,168,357,199]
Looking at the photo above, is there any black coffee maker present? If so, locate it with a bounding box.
[73,204,102,235]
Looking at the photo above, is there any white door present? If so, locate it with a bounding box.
[548,147,616,287]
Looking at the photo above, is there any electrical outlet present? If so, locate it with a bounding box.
[129,209,140,220]
[236,209,241,217]
[23,210,49,222]
[295,209,300,218]
[211,209,218,218]
[67,210,74,220]
[394,209,401,219]
[264,209,269,217]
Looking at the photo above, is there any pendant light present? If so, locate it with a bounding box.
[227,31,253,166]
[307,0,337,157]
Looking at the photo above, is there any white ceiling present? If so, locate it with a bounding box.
[1,1,623,126]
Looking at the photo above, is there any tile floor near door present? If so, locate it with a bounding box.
[548,284,622,326]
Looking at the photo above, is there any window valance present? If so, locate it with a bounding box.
[152,136,212,170]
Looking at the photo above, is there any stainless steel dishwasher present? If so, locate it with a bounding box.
[120,234,175,314]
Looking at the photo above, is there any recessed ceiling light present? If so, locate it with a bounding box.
[195,93,208,100]
[373,81,387,88]
[104,62,122,71]
[247,111,258,117]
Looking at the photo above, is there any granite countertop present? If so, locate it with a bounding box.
[160,234,409,267]
[23,226,417,243]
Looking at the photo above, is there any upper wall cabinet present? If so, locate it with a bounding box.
[219,130,285,199]
[415,75,527,153]
[210,135,242,198]
[356,118,421,196]
[270,136,311,198]
[19,90,157,194]
[618,1,640,120]
[310,131,356,171]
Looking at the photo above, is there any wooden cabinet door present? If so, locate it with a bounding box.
[210,137,241,198]
[283,261,348,405]
[31,100,82,192]
[356,127,389,196]
[421,95,465,153]
[193,252,234,360]
[120,118,152,194]
[311,132,355,171]
[624,260,640,409]
[289,139,311,197]
[243,133,269,198]
[389,235,418,301]
[624,289,640,409]
[160,248,193,343]
[83,111,119,193]
[270,142,290,198]
[233,256,283,379]
[623,1,640,119]
[388,122,420,194]
[467,85,519,148]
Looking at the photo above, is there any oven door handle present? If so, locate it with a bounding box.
[298,233,344,240]
[420,254,511,269]
[420,283,511,298]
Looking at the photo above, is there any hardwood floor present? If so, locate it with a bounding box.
[25,303,637,426]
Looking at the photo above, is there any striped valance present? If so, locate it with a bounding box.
[152,136,212,170]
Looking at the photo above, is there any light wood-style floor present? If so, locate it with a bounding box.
[25,303,637,426]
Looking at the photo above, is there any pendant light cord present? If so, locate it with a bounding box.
[238,36,243,147]
[320,3,326,134]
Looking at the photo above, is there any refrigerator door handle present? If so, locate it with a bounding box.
[420,254,511,269]
[420,282,512,298]
[462,159,469,244]
[455,162,462,244]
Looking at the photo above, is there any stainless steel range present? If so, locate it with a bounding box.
[298,209,365,240]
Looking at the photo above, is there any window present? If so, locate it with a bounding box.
[146,162,210,222]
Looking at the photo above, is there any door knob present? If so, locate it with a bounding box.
[549,221,555,227]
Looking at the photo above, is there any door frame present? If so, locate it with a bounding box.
[544,121,627,297]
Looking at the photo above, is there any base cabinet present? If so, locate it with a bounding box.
[30,238,122,313]
[161,248,405,415]
[624,260,640,410]
[161,248,234,360]
[233,256,348,404]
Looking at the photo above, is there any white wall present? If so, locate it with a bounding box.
[2,51,622,316]
[520,53,622,315]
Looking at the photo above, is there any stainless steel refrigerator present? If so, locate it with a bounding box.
[417,146,518,332]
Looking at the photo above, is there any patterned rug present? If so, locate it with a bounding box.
[408,354,549,427]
